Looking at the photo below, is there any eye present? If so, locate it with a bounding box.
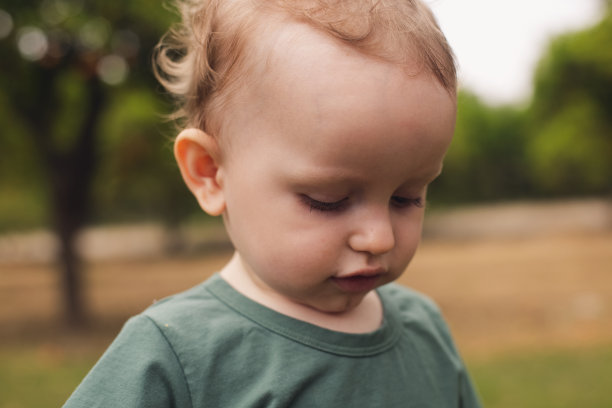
[391,196,424,209]
[300,195,349,213]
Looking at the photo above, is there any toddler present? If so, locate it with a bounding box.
[64,0,482,406]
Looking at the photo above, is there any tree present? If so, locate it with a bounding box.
[429,91,529,204]
[0,0,180,326]
[432,5,612,203]
[527,5,612,196]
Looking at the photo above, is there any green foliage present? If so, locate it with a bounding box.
[92,87,195,224]
[527,96,611,194]
[0,0,196,232]
[0,187,48,231]
[532,11,612,119]
[0,84,48,230]
[0,92,43,185]
[432,8,612,204]
[50,68,90,152]
[527,9,612,197]
[429,91,530,204]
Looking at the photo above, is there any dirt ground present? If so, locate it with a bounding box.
[1,199,611,358]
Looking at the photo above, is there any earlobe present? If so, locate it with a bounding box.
[174,128,226,216]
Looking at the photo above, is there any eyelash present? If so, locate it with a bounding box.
[301,195,424,213]
[391,196,424,209]
[301,195,349,213]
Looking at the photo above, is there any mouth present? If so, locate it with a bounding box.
[331,269,384,293]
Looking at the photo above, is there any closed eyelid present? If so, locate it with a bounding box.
[300,194,349,213]
[391,195,425,208]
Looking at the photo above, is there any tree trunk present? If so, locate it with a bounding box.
[46,76,106,327]
[57,221,85,326]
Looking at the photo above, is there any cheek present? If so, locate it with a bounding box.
[259,222,348,287]
[226,191,342,268]
[269,223,344,266]
[394,214,425,258]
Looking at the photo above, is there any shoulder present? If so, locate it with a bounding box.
[99,278,231,369]
[142,279,224,325]
[137,276,250,348]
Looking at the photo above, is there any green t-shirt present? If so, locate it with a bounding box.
[64,274,482,407]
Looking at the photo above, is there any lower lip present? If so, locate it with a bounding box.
[332,275,381,293]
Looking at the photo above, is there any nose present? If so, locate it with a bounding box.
[348,209,395,255]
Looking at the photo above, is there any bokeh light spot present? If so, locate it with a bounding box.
[0,9,14,39]
[17,27,49,61]
[97,54,129,85]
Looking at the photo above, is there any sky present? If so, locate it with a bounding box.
[427,0,604,105]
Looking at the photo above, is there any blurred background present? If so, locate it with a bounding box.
[0,0,610,407]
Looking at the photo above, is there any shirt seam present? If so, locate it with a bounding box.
[206,284,400,357]
[142,314,195,408]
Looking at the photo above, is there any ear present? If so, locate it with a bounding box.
[174,128,226,216]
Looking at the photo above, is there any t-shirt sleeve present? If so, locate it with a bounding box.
[63,314,192,408]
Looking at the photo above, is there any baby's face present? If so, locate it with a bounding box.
[218,22,456,314]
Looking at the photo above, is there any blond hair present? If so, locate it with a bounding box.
[154,0,456,137]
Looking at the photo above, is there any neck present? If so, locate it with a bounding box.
[219,252,383,333]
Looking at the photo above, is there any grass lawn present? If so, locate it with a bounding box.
[0,346,96,408]
[469,344,612,408]
[1,343,611,407]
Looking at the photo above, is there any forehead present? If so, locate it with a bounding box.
[222,20,455,174]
